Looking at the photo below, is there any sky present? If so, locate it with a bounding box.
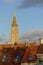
[0,0,43,43]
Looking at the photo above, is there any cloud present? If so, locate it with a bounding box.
[17,0,43,9]
[0,34,9,43]
[4,0,43,9]
[20,30,43,43]
[4,0,14,4]
[4,0,21,4]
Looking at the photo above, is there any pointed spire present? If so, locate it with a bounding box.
[12,11,18,27]
[14,11,16,17]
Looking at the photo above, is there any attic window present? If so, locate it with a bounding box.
[28,57,34,61]
[2,55,9,62]
[15,54,22,62]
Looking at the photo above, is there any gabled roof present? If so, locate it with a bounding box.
[0,43,40,65]
[37,44,43,54]
[21,46,38,63]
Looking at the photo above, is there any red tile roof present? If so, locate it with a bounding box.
[21,46,38,63]
[37,44,43,54]
[0,43,42,65]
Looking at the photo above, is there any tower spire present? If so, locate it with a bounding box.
[12,11,18,27]
[14,11,16,17]
[11,12,19,44]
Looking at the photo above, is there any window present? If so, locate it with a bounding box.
[28,57,34,61]
[39,60,43,63]
[15,54,22,62]
[2,55,9,62]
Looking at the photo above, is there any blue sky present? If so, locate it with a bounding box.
[0,0,43,42]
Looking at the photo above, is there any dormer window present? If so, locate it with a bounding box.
[2,55,9,62]
[28,57,34,61]
[15,54,22,62]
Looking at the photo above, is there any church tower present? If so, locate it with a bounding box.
[10,12,19,44]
